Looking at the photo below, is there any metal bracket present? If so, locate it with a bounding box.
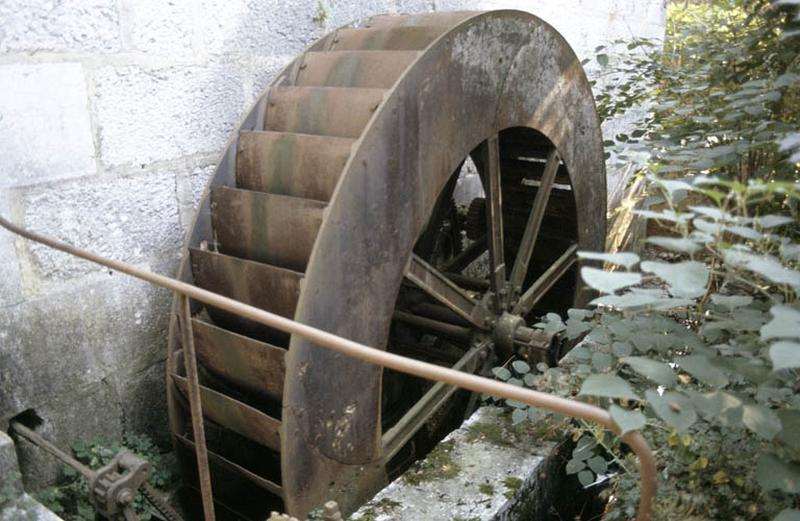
[91,450,151,521]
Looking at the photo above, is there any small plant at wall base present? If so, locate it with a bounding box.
[33,433,177,521]
[493,1,800,520]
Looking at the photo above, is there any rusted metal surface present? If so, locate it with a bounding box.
[192,317,286,402]
[236,131,354,202]
[172,372,281,452]
[330,27,442,51]
[264,87,385,138]
[189,248,300,331]
[210,186,323,272]
[296,51,419,89]
[509,149,559,293]
[91,450,152,521]
[363,11,475,28]
[178,295,217,521]
[0,212,657,521]
[405,254,486,329]
[282,11,605,515]
[382,342,487,461]
[175,434,283,497]
[514,244,579,316]
[481,134,508,312]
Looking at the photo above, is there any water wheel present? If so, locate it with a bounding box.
[166,10,605,519]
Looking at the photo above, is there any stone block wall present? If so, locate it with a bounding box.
[0,0,665,488]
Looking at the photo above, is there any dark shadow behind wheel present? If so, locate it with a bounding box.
[166,10,605,520]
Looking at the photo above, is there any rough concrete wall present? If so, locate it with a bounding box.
[0,0,664,488]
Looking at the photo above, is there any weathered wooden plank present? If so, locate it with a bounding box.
[296,51,418,89]
[210,186,324,272]
[175,434,283,497]
[173,373,281,452]
[237,131,353,202]
[264,86,386,138]
[192,317,286,402]
[331,27,442,51]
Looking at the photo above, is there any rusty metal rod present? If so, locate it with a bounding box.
[10,422,95,481]
[393,310,472,340]
[178,295,216,521]
[0,213,656,521]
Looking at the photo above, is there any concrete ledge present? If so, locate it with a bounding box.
[0,431,61,521]
[351,407,565,521]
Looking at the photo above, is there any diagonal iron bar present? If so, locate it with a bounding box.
[0,213,656,521]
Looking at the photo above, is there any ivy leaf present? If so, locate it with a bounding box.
[676,355,729,387]
[492,367,512,381]
[693,218,720,235]
[646,390,697,432]
[580,267,642,294]
[579,374,640,400]
[591,352,614,372]
[687,391,743,426]
[610,404,646,435]
[710,294,753,310]
[572,437,596,460]
[566,458,586,474]
[578,251,640,269]
[742,404,782,440]
[731,253,800,289]
[778,411,800,451]
[511,408,528,425]
[591,289,694,311]
[612,341,634,357]
[756,453,800,493]
[774,509,800,521]
[634,209,694,223]
[534,312,566,333]
[577,470,596,487]
[587,456,609,474]
[723,224,762,240]
[655,178,693,196]
[689,205,733,222]
[755,215,794,229]
[596,53,609,67]
[646,236,703,254]
[571,346,592,361]
[640,260,709,299]
[761,305,800,340]
[770,341,800,371]
[565,319,592,340]
[512,360,531,374]
[621,356,677,387]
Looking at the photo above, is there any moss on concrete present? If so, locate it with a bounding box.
[353,498,402,521]
[402,440,461,485]
[502,476,523,499]
[478,482,494,496]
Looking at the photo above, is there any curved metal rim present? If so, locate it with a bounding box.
[283,10,606,515]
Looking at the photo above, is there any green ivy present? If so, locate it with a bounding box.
[33,433,177,521]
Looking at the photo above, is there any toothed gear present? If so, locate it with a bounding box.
[465,197,486,240]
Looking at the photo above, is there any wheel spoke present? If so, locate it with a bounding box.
[513,244,578,316]
[382,343,487,462]
[441,235,487,273]
[406,254,487,329]
[481,134,506,310]
[509,149,560,293]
